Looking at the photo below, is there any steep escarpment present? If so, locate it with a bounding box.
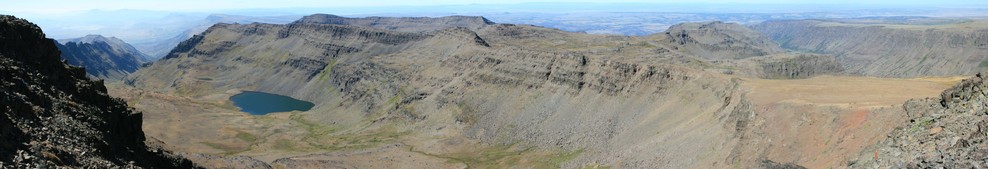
[851,72,988,168]
[755,54,844,79]
[752,19,988,77]
[0,15,194,168]
[658,21,784,60]
[56,35,146,80]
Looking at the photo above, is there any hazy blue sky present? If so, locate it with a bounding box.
[4,0,986,15]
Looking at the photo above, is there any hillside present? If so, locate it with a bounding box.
[56,35,146,80]
[125,15,758,168]
[752,18,988,77]
[0,15,194,168]
[114,14,966,168]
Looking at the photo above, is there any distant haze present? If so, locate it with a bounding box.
[2,1,986,57]
[4,0,986,15]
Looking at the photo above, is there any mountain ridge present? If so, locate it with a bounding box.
[56,34,146,80]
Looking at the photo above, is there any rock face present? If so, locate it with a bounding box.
[755,54,844,79]
[752,19,988,77]
[659,21,784,60]
[851,72,988,168]
[56,35,146,80]
[0,15,194,168]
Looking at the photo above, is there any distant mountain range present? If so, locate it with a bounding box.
[56,35,146,80]
[19,6,988,62]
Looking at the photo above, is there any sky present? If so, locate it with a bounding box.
[3,0,986,15]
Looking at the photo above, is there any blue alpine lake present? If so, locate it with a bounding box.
[229,91,315,115]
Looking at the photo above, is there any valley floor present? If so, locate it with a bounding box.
[107,75,965,168]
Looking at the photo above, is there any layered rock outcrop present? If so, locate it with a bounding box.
[756,54,844,79]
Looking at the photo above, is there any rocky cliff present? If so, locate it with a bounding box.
[755,54,844,79]
[0,15,194,168]
[56,35,146,80]
[752,19,988,77]
[851,72,988,168]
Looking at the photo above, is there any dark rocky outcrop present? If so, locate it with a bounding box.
[761,160,807,169]
[0,15,195,168]
[56,35,146,80]
[757,54,844,79]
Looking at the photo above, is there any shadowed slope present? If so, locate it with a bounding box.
[57,35,146,80]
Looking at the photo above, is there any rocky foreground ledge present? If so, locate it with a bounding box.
[0,15,195,168]
[852,72,988,168]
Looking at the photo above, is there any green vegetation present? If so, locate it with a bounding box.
[317,59,338,81]
[273,139,296,151]
[416,143,584,169]
[455,102,478,125]
[978,60,988,68]
[288,113,410,152]
[582,163,611,169]
[200,141,250,155]
[538,149,585,168]
[236,131,259,143]
[909,117,935,133]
